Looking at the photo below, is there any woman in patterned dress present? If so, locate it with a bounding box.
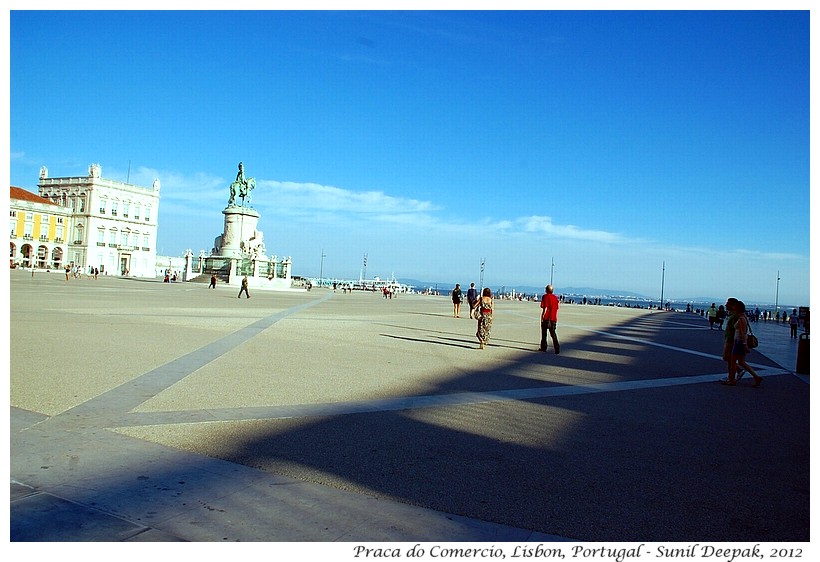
[474,287,494,349]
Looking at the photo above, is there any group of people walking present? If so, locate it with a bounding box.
[64,264,98,280]
[706,303,729,330]
[452,282,560,352]
[707,302,804,339]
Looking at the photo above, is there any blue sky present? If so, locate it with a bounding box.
[8,7,811,304]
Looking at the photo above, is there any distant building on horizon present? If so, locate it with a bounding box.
[36,163,160,277]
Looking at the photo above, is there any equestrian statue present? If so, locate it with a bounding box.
[228,161,256,207]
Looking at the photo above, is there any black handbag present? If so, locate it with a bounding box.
[747,324,759,349]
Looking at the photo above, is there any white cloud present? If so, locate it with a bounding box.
[728,248,806,262]
[517,215,627,244]
[258,180,437,214]
[253,181,632,247]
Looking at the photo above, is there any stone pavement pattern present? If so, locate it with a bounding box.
[9,271,810,542]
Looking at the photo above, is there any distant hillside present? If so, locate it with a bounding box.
[399,279,651,299]
[548,286,651,299]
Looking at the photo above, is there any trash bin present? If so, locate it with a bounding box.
[796,333,809,375]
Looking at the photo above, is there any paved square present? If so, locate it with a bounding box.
[10,270,809,542]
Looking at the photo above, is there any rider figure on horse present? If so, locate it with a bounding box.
[228,161,255,206]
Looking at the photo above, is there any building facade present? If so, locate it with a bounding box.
[10,186,73,270]
[37,163,160,277]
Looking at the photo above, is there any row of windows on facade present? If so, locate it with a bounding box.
[9,210,65,224]
[11,220,151,249]
[11,224,65,242]
[42,194,152,221]
[9,210,65,222]
[10,211,67,242]
[93,228,150,249]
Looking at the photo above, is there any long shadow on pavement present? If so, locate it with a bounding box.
[141,310,808,542]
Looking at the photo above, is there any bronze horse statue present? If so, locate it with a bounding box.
[227,162,256,206]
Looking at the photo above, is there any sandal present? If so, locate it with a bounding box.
[719,379,736,386]
[753,377,763,388]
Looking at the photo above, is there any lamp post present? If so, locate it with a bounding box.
[320,249,326,287]
[775,270,781,317]
[480,258,486,291]
[659,261,666,310]
[550,257,554,286]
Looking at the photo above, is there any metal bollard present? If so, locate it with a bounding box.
[796,333,810,375]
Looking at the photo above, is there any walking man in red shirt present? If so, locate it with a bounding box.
[539,284,560,354]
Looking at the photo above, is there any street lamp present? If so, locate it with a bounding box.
[659,261,666,310]
[320,249,326,286]
[775,270,781,317]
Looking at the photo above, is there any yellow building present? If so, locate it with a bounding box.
[10,186,73,270]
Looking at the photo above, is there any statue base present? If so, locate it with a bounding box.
[213,206,260,258]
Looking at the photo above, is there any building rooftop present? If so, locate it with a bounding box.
[10,186,60,207]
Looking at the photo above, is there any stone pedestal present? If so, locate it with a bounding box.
[217,206,260,258]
